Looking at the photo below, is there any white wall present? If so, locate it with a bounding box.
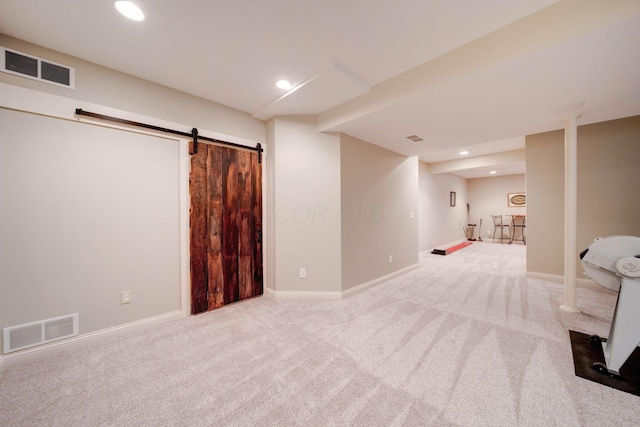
[340,134,418,291]
[0,34,264,145]
[468,174,526,242]
[269,117,342,293]
[419,163,468,251]
[0,35,265,354]
[0,109,181,345]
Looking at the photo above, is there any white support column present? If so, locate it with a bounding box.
[560,116,580,313]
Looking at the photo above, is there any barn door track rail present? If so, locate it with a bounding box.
[75,108,262,161]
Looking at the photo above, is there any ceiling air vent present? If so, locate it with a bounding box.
[1,46,75,89]
[405,134,424,143]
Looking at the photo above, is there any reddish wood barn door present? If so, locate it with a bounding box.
[190,144,262,314]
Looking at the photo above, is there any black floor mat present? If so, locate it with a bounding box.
[569,330,640,396]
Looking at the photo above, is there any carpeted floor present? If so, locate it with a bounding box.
[1,242,638,426]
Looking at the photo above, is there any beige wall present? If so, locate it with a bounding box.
[268,124,420,294]
[526,129,564,275]
[265,119,276,294]
[0,34,264,144]
[341,134,418,290]
[0,35,266,353]
[0,109,181,345]
[468,174,526,242]
[1,34,423,308]
[269,117,342,293]
[419,163,468,251]
[526,115,640,278]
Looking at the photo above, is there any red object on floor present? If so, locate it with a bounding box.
[431,241,472,255]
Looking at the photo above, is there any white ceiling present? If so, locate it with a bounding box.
[1,0,639,178]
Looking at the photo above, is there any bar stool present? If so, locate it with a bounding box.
[510,215,526,245]
[490,215,510,244]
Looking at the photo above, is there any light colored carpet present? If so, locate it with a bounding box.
[1,242,638,426]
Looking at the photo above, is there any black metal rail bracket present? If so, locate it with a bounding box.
[191,128,199,155]
[74,108,263,162]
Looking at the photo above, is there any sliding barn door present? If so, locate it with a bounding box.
[190,144,262,314]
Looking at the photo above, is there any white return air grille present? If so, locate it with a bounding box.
[3,313,79,354]
[1,46,75,89]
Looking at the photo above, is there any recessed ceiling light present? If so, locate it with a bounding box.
[276,80,292,90]
[115,1,145,21]
[459,150,469,155]
[489,170,497,175]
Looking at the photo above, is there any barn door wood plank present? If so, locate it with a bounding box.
[207,145,225,310]
[189,143,209,314]
[251,152,263,297]
[222,147,240,304]
[237,150,253,300]
[190,143,263,312]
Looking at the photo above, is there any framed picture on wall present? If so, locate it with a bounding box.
[450,191,456,207]
[508,192,526,207]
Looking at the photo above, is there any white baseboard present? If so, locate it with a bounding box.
[526,271,595,287]
[266,288,343,300]
[342,263,420,298]
[0,310,183,367]
[267,263,420,300]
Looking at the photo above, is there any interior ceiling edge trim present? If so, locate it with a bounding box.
[252,62,370,121]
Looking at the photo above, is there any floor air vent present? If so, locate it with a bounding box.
[1,46,75,89]
[3,314,78,354]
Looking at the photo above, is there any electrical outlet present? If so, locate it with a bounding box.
[299,268,306,278]
[388,255,393,263]
[121,291,131,304]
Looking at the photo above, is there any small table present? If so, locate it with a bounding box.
[509,215,526,245]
